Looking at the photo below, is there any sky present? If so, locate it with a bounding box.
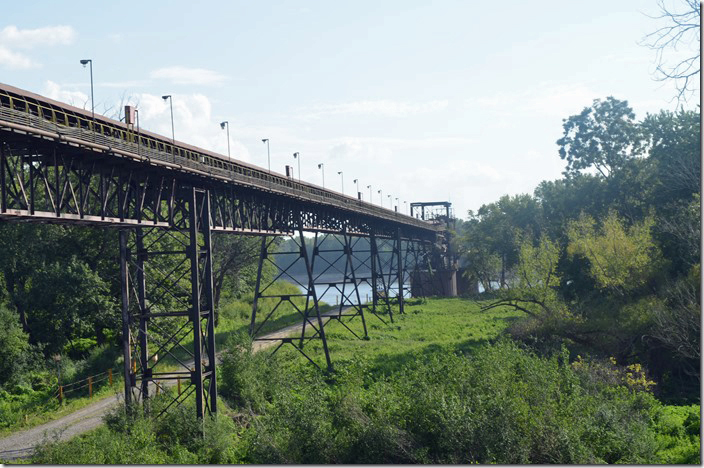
[1,0,698,219]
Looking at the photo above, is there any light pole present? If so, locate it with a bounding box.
[79,59,94,126]
[395,197,399,211]
[367,185,372,202]
[293,152,301,182]
[162,95,175,162]
[135,108,140,157]
[338,171,344,194]
[378,189,383,205]
[353,179,360,196]
[220,121,230,159]
[318,163,325,188]
[261,139,271,173]
[388,194,392,209]
[404,200,408,215]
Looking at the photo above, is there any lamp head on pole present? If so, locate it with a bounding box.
[337,171,342,175]
[262,138,268,144]
[318,163,323,169]
[293,152,299,159]
[353,179,358,183]
[367,185,371,189]
[162,95,171,101]
[220,121,228,130]
[79,59,91,67]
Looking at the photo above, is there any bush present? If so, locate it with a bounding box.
[651,404,701,464]
[0,305,31,386]
[221,339,663,463]
[37,402,242,464]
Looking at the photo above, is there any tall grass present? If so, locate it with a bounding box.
[21,298,701,464]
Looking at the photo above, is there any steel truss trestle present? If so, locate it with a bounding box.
[0,128,441,423]
[119,187,217,419]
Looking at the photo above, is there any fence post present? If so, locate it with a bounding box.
[58,386,63,403]
[177,378,181,395]
[108,369,113,386]
[88,377,93,398]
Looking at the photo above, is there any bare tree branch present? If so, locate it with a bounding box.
[640,0,701,105]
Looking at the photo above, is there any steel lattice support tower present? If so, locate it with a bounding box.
[118,187,217,419]
[249,228,333,371]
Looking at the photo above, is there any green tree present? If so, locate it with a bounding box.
[462,194,542,289]
[29,258,117,356]
[566,211,661,295]
[0,305,31,385]
[211,233,262,323]
[557,97,646,179]
[483,233,568,323]
[643,109,700,205]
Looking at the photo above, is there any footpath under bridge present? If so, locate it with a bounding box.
[0,82,446,420]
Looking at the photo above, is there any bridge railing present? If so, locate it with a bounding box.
[0,87,437,234]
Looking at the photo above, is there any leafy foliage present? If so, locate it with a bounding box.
[557,97,645,179]
[566,212,661,294]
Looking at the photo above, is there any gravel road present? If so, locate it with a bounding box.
[0,311,339,461]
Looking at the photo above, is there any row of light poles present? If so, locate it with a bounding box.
[78,59,407,212]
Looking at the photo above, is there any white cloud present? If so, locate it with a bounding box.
[39,82,250,162]
[0,25,75,70]
[0,25,75,49]
[100,80,150,89]
[302,99,449,119]
[149,66,227,86]
[44,80,90,109]
[471,82,602,119]
[134,92,250,162]
[0,46,36,69]
[324,135,475,164]
[329,139,394,164]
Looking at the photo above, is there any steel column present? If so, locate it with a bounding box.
[0,143,6,213]
[298,225,333,371]
[370,231,379,314]
[342,232,368,338]
[200,190,217,414]
[396,228,404,314]
[119,230,133,409]
[249,236,267,336]
[136,228,150,406]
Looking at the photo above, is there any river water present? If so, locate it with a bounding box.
[287,274,404,305]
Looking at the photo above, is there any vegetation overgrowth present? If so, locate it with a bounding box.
[0,279,317,434]
[25,298,699,464]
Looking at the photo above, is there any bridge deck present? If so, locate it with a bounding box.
[0,82,439,235]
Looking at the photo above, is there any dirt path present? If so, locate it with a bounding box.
[0,311,340,461]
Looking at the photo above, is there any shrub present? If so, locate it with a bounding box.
[221,339,662,463]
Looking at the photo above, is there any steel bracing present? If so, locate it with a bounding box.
[0,82,445,422]
[249,228,333,370]
[118,187,217,419]
[248,229,437,367]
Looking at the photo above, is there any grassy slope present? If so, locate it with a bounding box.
[280,297,525,373]
[19,297,525,464]
[0,281,321,436]
[15,297,701,464]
